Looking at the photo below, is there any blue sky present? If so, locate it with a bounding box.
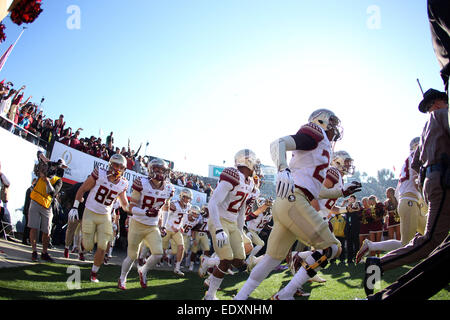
[0,0,445,178]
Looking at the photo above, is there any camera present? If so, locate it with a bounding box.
[34,152,66,178]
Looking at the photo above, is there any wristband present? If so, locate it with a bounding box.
[73,200,80,208]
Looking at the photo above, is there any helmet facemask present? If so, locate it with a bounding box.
[150,165,168,182]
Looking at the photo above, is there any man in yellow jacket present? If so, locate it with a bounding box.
[28,158,66,262]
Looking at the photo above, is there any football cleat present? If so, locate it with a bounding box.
[198,255,208,278]
[117,279,126,290]
[31,251,38,262]
[138,257,146,267]
[270,293,294,300]
[138,269,147,289]
[174,268,185,277]
[41,252,54,262]
[356,239,371,264]
[71,247,79,254]
[79,253,85,261]
[64,248,69,258]
[308,274,327,283]
[364,257,382,296]
[295,288,311,297]
[90,271,99,283]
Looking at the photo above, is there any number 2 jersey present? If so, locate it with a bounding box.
[210,167,255,223]
[318,166,344,219]
[289,122,333,199]
[130,176,175,226]
[85,167,128,215]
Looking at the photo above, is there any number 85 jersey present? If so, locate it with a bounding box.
[213,167,254,223]
[130,176,174,226]
[85,167,129,215]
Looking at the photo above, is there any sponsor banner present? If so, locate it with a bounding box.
[208,165,224,179]
[50,142,206,206]
[0,128,44,231]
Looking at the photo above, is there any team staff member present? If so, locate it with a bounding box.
[364,89,450,296]
[28,158,66,262]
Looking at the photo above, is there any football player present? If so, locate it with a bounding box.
[162,188,192,276]
[117,158,173,290]
[180,205,201,270]
[245,197,273,265]
[68,154,129,283]
[203,149,258,300]
[235,109,361,300]
[356,137,427,263]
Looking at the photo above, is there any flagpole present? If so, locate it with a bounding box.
[0,27,26,72]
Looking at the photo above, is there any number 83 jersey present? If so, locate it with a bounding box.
[85,167,129,215]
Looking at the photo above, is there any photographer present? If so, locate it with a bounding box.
[28,155,67,262]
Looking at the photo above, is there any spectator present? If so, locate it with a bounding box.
[0,88,16,119]
[28,157,66,262]
[204,183,213,199]
[106,131,114,146]
[329,210,347,263]
[69,130,81,149]
[54,114,65,137]
[345,195,362,265]
[22,179,37,245]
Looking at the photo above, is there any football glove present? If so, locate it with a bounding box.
[68,208,79,222]
[342,181,362,197]
[215,229,228,248]
[276,168,294,199]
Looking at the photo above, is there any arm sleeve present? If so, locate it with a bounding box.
[318,184,343,199]
[290,133,318,151]
[270,136,297,171]
[208,180,233,231]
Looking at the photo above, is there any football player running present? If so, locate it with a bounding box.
[162,188,192,276]
[69,154,129,283]
[235,109,361,300]
[180,205,201,271]
[203,149,257,300]
[191,206,211,272]
[356,137,427,263]
[117,158,174,290]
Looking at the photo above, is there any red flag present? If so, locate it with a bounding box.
[0,28,25,73]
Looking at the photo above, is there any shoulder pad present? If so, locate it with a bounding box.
[298,122,324,143]
[326,167,340,185]
[219,167,240,187]
[132,177,143,192]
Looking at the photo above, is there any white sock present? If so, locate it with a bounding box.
[370,240,402,252]
[176,261,181,270]
[279,252,322,297]
[108,246,113,256]
[91,265,100,273]
[140,246,149,259]
[206,275,223,298]
[142,255,162,274]
[235,255,281,300]
[120,256,134,282]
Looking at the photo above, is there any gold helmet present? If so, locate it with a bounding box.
[179,188,193,202]
[234,149,258,172]
[409,137,420,152]
[189,205,201,218]
[148,158,170,181]
[308,108,342,142]
[332,150,355,175]
[108,154,127,179]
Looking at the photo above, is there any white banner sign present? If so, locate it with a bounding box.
[50,142,207,206]
[0,128,44,231]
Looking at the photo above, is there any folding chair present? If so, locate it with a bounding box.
[0,220,15,240]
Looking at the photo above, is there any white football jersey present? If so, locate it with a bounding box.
[246,211,272,233]
[182,215,200,236]
[289,123,332,199]
[194,215,209,235]
[318,166,344,219]
[245,186,261,216]
[85,168,128,215]
[395,152,421,201]
[166,200,191,230]
[131,177,174,226]
[210,167,255,223]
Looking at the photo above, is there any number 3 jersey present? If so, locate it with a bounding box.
[289,122,332,199]
[130,176,175,226]
[166,200,191,230]
[85,167,129,215]
[212,167,255,223]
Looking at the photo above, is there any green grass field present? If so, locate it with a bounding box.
[0,260,448,300]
